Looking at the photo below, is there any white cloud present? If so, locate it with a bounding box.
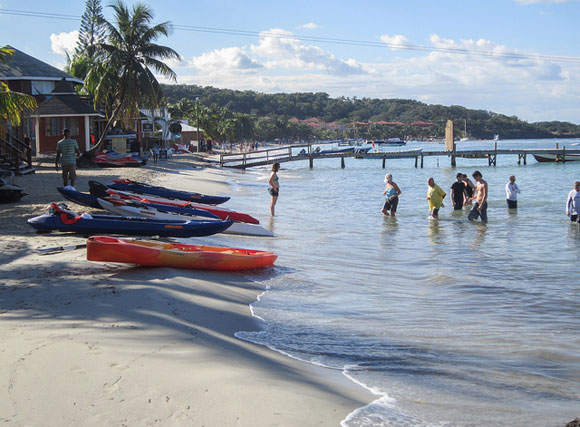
[50,31,79,56]
[188,47,262,74]
[250,28,366,75]
[300,22,319,29]
[380,34,413,50]
[173,31,580,122]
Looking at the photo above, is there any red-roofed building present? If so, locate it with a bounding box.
[373,121,405,126]
[410,121,434,127]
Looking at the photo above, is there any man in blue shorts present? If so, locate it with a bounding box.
[467,170,488,223]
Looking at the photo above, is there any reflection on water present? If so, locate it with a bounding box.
[381,216,398,235]
[427,219,445,245]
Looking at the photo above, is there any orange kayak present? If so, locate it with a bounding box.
[86,236,277,271]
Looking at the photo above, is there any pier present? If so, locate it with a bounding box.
[218,143,580,169]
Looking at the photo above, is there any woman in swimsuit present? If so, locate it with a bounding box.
[268,162,280,216]
[382,173,402,217]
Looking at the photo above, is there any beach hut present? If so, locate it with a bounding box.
[32,78,102,154]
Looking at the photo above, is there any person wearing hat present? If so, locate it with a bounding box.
[382,173,402,217]
[55,128,80,187]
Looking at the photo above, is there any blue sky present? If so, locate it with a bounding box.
[1,0,579,123]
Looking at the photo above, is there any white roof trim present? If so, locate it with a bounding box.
[30,113,103,118]
[2,76,84,84]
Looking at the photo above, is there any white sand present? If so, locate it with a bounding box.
[0,156,372,426]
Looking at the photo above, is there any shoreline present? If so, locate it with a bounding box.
[0,155,373,426]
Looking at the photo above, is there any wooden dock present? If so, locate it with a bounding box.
[218,143,580,169]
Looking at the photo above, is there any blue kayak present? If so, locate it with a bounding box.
[27,203,233,237]
[57,186,220,219]
[107,179,230,205]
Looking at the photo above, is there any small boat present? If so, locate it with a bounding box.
[533,153,580,162]
[98,198,275,237]
[315,146,373,155]
[107,179,230,205]
[93,151,147,167]
[367,138,406,146]
[0,175,27,203]
[355,148,422,159]
[86,235,277,271]
[27,203,233,237]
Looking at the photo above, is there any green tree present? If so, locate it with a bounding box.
[76,0,106,60]
[0,46,37,127]
[87,0,179,153]
[168,98,194,120]
[65,0,106,87]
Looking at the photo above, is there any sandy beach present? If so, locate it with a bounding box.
[0,155,373,426]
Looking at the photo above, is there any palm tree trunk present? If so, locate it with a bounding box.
[87,93,126,155]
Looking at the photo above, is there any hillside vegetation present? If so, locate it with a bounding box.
[161,84,580,141]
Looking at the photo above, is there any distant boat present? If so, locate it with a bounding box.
[533,153,580,162]
[494,134,500,141]
[460,119,469,141]
[367,138,406,146]
[316,146,372,155]
[355,148,423,159]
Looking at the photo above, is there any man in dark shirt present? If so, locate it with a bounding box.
[450,173,466,211]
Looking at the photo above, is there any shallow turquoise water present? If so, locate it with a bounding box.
[198,139,580,426]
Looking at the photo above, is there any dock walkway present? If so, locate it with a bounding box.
[219,143,580,169]
[218,143,580,169]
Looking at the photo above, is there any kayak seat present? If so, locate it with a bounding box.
[50,202,83,224]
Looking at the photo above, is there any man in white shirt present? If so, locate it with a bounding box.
[566,181,580,223]
[505,175,521,209]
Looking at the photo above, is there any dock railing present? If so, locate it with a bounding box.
[220,144,313,168]
[218,143,580,169]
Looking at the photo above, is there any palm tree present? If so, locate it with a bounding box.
[0,46,37,128]
[168,98,194,120]
[87,0,179,153]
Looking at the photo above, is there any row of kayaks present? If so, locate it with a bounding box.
[29,179,278,271]
[28,180,273,238]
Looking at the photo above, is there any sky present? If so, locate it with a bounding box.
[1,0,580,123]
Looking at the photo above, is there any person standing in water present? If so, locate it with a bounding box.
[468,170,488,223]
[505,175,521,209]
[427,177,446,219]
[268,162,280,216]
[450,173,466,211]
[566,180,580,223]
[382,173,402,217]
[462,173,475,206]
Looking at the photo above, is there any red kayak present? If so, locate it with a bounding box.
[87,236,277,271]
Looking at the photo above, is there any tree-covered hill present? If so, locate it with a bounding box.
[161,84,580,141]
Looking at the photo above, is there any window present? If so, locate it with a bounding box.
[31,80,54,95]
[63,118,79,136]
[45,118,79,136]
[46,118,60,136]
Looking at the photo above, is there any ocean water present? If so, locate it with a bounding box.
[201,139,580,426]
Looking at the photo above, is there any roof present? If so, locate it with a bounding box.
[180,123,203,132]
[33,79,101,117]
[0,45,83,84]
